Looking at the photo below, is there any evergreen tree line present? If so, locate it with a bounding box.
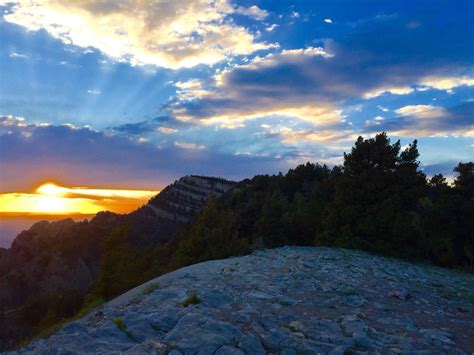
[169,133,473,271]
[90,132,472,306]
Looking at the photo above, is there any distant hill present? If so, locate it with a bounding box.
[0,176,235,350]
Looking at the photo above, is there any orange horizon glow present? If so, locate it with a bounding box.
[0,182,160,216]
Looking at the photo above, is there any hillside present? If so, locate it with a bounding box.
[1,133,472,351]
[0,176,235,350]
[13,247,474,354]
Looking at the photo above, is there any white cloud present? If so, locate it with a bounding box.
[364,115,384,126]
[175,103,343,129]
[291,11,300,18]
[364,76,474,99]
[259,125,356,147]
[324,18,333,23]
[265,24,278,32]
[419,76,474,91]
[174,141,205,150]
[395,105,446,119]
[363,86,414,99]
[234,5,268,20]
[2,0,274,69]
[174,79,210,101]
[158,127,178,134]
[9,51,28,59]
[280,47,334,59]
[87,89,101,95]
[170,45,342,131]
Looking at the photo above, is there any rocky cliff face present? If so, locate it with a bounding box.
[145,175,235,223]
[0,176,235,350]
[12,247,474,354]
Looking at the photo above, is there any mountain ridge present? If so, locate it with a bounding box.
[0,175,236,350]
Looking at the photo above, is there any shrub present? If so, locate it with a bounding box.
[181,292,201,307]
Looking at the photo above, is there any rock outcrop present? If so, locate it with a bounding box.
[0,176,235,350]
[12,247,474,354]
[146,176,235,223]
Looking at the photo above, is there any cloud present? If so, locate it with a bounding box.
[1,0,274,69]
[158,127,178,134]
[363,103,474,137]
[166,8,474,142]
[364,76,474,98]
[112,116,178,135]
[363,86,414,99]
[419,76,474,91]
[291,11,300,19]
[171,38,471,127]
[174,141,205,150]
[234,5,268,20]
[9,51,28,59]
[0,182,159,215]
[261,125,355,145]
[395,105,446,119]
[174,79,210,101]
[364,116,385,126]
[265,24,278,32]
[324,18,333,23]
[0,116,287,191]
[169,46,346,129]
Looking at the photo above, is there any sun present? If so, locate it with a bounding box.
[0,182,160,216]
[34,195,68,214]
[36,182,67,196]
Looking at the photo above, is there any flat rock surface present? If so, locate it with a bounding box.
[9,247,474,354]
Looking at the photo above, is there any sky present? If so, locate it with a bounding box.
[0,0,473,198]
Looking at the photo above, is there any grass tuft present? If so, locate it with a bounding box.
[281,323,299,332]
[113,317,134,339]
[142,283,159,296]
[181,292,201,307]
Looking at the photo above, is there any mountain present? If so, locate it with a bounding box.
[0,176,235,350]
[14,247,474,354]
[1,133,472,351]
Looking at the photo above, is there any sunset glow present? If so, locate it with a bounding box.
[0,182,159,215]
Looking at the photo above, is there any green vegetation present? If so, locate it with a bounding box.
[113,317,126,331]
[181,292,201,307]
[281,323,300,333]
[87,133,473,311]
[142,283,159,296]
[17,295,104,349]
[113,317,133,339]
[90,225,164,300]
[170,133,473,272]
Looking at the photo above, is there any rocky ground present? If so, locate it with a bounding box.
[9,247,474,354]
